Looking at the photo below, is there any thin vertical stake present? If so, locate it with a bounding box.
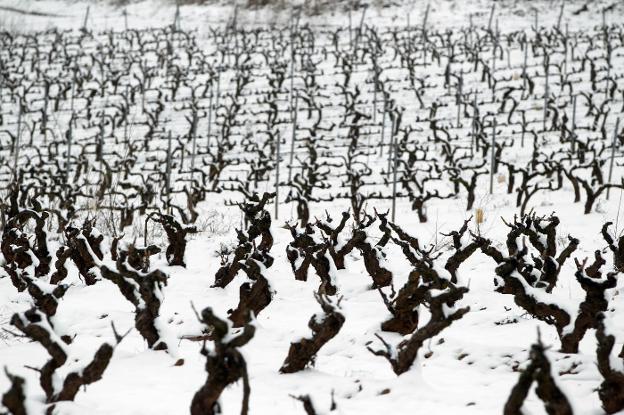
[489,117,497,194]
[571,94,577,152]
[391,130,400,222]
[166,131,173,213]
[607,118,621,199]
[287,93,299,184]
[275,131,281,219]
[12,99,22,178]
[82,6,90,31]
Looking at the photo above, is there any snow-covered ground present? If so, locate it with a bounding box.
[1,0,624,414]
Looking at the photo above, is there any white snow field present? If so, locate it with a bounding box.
[2,0,624,414]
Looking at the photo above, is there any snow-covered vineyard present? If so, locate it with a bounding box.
[3,0,624,414]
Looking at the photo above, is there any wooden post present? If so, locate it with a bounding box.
[379,94,387,157]
[166,131,173,214]
[368,65,379,166]
[70,75,76,115]
[543,55,549,131]
[287,93,299,184]
[290,10,296,119]
[521,111,526,148]
[206,83,214,151]
[447,55,452,96]
[489,117,496,194]
[82,6,90,31]
[373,67,378,125]
[232,4,238,33]
[233,8,239,68]
[570,24,576,63]
[353,6,367,53]
[491,43,496,94]
[471,92,478,156]
[605,38,611,101]
[66,115,73,185]
[275,130,281,219]
[348,6,353,50]
[468,14,473,47]
[407,13,411,53]
[124,85,129,143]
[487,2,495,35]
[571,94,577,152]
[522,44,528,90]
[123,9,128,31]
[421,3,430,65]
[391,127,400,222]
[12,99,22,178]
[423,3,431,31]
[602,10,609,101]
[606,118,620,199]
[98,111,104,162]
[226,5,238,69]
[174,2,180,31]
[456,70,463,127]
[534,9,539,31]
[563,24,568,77]
[190,107,199,181]
[42,82,49,143]
[215,69,221,114]
[387,114,396,177]
[557,1,565,31]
